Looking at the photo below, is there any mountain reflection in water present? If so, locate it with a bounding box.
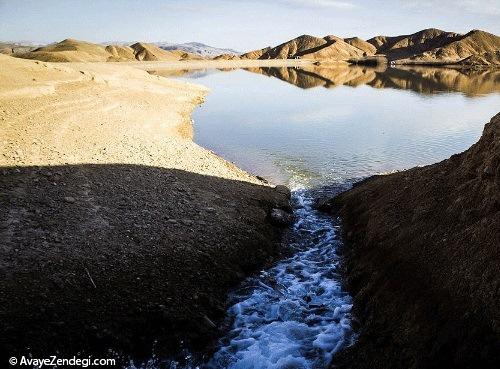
[151,64,500,97]
[244,65,500,97]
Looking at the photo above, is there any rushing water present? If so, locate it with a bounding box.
[204,187,354,369]
[141,65,500,369]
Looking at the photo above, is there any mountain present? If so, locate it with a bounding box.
[259,35,328,59]
[130,42,203,61]
[240,47,271,59]
[368,28,500,64]
[402,30,500,64]
[11,39,203,62]
[156,42,240,58]
[241,28,499,65]
[367,28,460,59]
[298,35,365,60]
[16,39,113,62]
[254,34,371,61]
[344,37,376,55]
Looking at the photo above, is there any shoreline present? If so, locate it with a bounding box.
[0,54,292,361]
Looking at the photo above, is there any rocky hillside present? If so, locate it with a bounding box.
[242,28,499,65]
[130,42,203,61]
[12,39,203,62]
[326,113,500,368]
[459,50,500,67]
[256,34,367,60]
[240,47,271,59]
[368,28,460,60]
[344,37,376,55]
[405,30,500,64]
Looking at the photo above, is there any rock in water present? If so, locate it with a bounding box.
[269,208,294,227]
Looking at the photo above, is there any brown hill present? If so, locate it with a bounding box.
[16,38,112,62]
[405,30,500,64]
[344,37,376,55]
[459,50,500,67]
[130,42,202,61]
[298,36,365,60]
[257,34,368,60]
[240,47,271,59]
[260,35,329,59]
[213,53,240,60]
[329,112,500,368]
[13,39,203,62]
[368,28,461,60]
[105,45,136,61]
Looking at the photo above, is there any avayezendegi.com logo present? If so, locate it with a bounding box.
[9,355,116,367]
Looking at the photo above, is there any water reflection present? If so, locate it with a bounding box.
[150,65,500,97]
[245,65,500,97]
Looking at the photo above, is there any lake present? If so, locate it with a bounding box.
[160,65,500,189]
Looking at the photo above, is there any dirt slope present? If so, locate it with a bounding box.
[260,35,329,59]
[297,36,365,60]
[213,53,240,60]
[130,42,203,61]
[13,39,203,62]
[368,28,461,60]
[327,113,500,369]
[344,37,376,55]
[405,30,500,64]
[240,47,271,59]
[368,28,500,64]
[0,54,290,362]
[105,44,136,61]
[460,51,500,67]
[16,38,113,62]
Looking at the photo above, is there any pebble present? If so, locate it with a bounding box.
[63,196,76,203]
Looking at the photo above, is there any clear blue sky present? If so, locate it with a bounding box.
[1,0,499,50]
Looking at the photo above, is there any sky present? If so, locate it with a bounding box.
[1,0,499,50]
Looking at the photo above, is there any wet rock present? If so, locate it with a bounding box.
[313,197,340,213]
[269,208,294,227]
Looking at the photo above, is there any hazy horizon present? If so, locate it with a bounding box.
[1,0,499,50]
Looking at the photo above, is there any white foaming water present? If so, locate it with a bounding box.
[204,187,355,369]
[128,187,355,369]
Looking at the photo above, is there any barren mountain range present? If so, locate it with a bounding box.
[241,28,500,66]
[2,28,499,66]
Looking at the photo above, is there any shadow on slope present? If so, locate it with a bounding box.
[0,164,290,363]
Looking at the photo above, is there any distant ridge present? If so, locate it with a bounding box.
[10,39,205,62]
[240,28,500,66]
[156,42,240,57]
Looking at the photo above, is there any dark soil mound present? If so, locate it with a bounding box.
[330,113,500,368]
[0,164,290,363]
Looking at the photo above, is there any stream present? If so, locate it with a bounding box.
[204,186,355,369]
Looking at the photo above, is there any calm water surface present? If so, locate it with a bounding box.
[142,65,499,369]
[180,66,500,187]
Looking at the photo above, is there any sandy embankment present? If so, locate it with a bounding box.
[0,55,291,359]
[326,113,500,368]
